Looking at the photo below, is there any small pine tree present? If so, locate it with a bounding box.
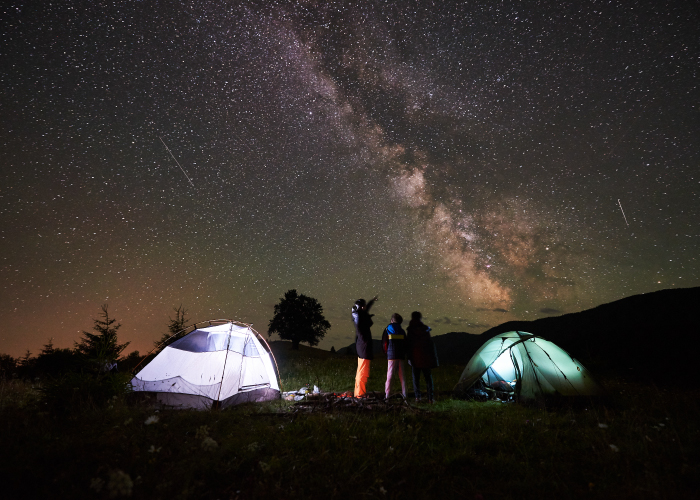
[16,349,37,378]
[75,304,130,370]
[154,305,189,353]
[19,350,32,367]
[268,289,331,350]
[41,338,55,355]
[0,353,18,379]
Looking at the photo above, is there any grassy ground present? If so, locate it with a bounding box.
[0,346,698,499]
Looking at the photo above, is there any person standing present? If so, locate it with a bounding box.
[352,295,378,397]
[406,311,438,403]
[382,313,407,400]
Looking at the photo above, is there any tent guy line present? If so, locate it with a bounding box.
[159,136,195,188]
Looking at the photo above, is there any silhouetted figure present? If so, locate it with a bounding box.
[352,295,378,397]
[383,313,407,400]
[407,311,438,403]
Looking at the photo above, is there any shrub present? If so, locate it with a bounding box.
[38,371,133,414]
[0,353,18,379]
[34,348,82,377]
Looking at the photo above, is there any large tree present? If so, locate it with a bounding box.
[75,304,130,369]
[268,289,331,350]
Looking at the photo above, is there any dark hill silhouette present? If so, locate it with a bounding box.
[336,332,482,365]
[476,286,700,381]
[331,287,700,381]
[336,339,385,358]
[269,341,336,361]
[432,332,485,366]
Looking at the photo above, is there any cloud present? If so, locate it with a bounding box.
[475,307,509,313]
[464,322,490,329]
[540,308,562,315]
[431,316,452,325]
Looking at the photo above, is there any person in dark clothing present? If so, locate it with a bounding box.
[382,313,407,400]
[352,295,378,397]
[406,311,438,403]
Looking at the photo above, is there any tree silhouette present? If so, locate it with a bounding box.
[0,353,17,379]
[268,289,331,350]
[75,304,130,370]
[35,337,80,376]
[154,305,189,353]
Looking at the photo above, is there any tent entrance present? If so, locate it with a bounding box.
[480,348,522,400]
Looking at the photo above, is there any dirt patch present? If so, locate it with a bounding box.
[289,391,425,413]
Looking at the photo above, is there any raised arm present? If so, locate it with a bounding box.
[366,295,379,312]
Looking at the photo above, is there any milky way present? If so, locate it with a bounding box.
[1,1,698,356]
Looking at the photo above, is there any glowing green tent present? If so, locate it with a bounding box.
[453,331,601,400]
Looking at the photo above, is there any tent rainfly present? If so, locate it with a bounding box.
[453,331,601,400]
[131,320,281,409]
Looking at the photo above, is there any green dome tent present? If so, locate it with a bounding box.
[453,331,601,401]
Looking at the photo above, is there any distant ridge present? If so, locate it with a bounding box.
[431,332,484,366]
[473,286,700,380]
[335,331,483,365]
[328,287,700,381]
[336,339,385,358]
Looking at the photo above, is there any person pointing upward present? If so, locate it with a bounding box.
[352,295,378,397]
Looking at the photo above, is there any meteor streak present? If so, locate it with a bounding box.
[617,199,629,226]
[160,137,195,187]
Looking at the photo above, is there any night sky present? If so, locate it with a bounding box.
[2,1,698,358]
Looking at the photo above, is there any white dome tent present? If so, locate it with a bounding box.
[453,331,601,401]
[131,320,281,409]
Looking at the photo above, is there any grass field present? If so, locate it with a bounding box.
[0,345,698,499]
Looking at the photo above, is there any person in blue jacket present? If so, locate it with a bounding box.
[382,313,407,400]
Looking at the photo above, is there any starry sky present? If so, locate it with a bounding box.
[2,1,698,358]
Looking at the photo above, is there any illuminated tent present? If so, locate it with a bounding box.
[131,320,281,409]
[453,331,601,401]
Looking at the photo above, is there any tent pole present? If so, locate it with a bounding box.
[510,349,522,401]
[536,344,580,393]
[215,322,234,405]
[519,337,547,398]
[256,331,283,393]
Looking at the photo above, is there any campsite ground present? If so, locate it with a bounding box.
[1,343,698,499]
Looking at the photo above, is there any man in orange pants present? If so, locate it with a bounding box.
[355,357,371,397]
[352,295,378,397]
